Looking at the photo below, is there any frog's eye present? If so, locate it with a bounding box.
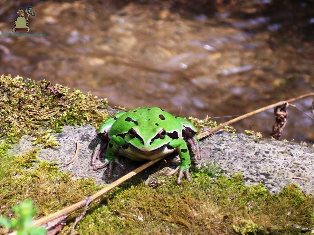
[125,117,138,125]
[128,128,144,144]
[158,130,166,139]
[128,128,137,137]
[150,129,166,144]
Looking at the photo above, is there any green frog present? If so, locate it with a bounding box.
[92,107,201,184]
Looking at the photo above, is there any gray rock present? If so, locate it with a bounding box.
[9,126,314,195]
[200,132,314,194]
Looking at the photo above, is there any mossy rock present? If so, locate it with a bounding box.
[1,75,314,234]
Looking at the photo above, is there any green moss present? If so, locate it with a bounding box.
[233,219,263,235]
[58,171,314,235]
[244,130,263,141]
[32,130,59,148]
[189,116,236,134]
[0,148,100,221]
[0,75,109,143]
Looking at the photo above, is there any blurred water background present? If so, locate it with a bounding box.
[0,0,313,141]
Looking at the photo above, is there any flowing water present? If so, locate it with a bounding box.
[0,0,313,141]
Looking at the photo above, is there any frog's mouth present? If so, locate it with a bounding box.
[119,144,175,161]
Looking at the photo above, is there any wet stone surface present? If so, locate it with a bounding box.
[9,125,314,194]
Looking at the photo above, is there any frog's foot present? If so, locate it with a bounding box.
[91,142,108,170]
[176,168,191,185]
[166,166,191,184]
[167,166,180,176]
[92,158,110,171]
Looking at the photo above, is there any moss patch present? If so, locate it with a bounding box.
[60,170,314,235]
[0,144,100,220]
[0,75,109,143]
[189,116,236,134]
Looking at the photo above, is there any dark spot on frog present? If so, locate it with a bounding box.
[167,144,174,149]
[114,117,117,120]
[159,114,165,120]
[147,108,151,111]
[181,149,188,153]
[117,133,127,139]
[167,131,178,139]
[133,110,137,112]
[125,117,138,125]
[150,130,166,143]
[155,123,159,126]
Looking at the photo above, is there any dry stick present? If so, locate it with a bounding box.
[197,92,314,140]
[23,92,313,232]
[62,142,80,167]
[292,176,309,180]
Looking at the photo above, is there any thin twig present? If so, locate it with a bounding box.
[62,143,80,167]
[197,92,314,140]
[70,197,92,235]
[292,176,309,180]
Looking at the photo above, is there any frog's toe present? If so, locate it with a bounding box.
[176,168,191,184]
[167,166,180,176]
[184,170,191,181]
[92,159,110,170]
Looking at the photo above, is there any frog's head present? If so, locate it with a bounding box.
[126,125,174,152]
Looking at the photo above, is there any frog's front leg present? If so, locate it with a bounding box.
[91,113,126,170]
[100,135,126,177]
[91,133,109,170]
[187,136,201,161]
[168,139,191,184]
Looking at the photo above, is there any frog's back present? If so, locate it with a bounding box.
[109,107,181,136]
